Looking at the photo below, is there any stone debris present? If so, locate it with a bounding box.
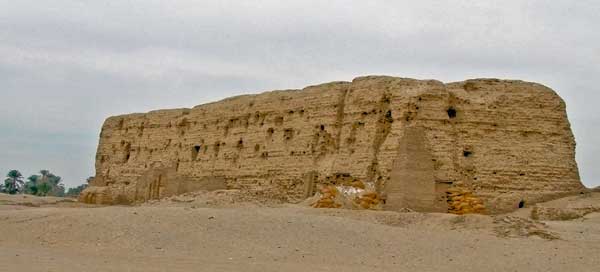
[493,216,559,240]
[531,193,600,221]
[532,206,600,221]
[146,189,285,208]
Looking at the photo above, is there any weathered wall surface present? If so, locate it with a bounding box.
[80,76,584,213]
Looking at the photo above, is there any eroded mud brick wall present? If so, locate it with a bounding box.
[81,76,584,213]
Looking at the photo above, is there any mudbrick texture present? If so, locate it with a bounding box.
[80,76,585,214]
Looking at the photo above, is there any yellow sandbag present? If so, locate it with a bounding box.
[473,204,485,210]
[350,180,366,189]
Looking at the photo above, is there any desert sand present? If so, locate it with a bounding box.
[1,192,599,272]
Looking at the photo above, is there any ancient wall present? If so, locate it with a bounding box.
[80,76,585,213]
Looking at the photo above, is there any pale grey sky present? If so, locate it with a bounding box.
[1,0,598,188]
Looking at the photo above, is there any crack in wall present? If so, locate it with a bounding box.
[334,87,349,151]
[310,87,349,162]
[367,92,393,184]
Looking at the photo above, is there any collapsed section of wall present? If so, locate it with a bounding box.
[80,76,584,213]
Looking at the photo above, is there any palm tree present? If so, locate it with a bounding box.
[4,170,24,194]
[37,182,51,196]
[27,175,39,183]
[39,170,61,185]
[33,170,64,196]
[39,170,50,183]
[49,175,62,185]
[24,175,39,195]
[66,182,88,197]
[35,170,51,196]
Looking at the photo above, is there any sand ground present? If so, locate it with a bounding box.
[1,193,599,272]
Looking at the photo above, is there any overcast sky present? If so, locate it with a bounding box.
[1,0,598,188]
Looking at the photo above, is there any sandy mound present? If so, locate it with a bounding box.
[531,192,600,221]
[144,189,287,208]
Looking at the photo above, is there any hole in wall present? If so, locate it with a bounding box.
[518,200,525,209]
[463,151,472,157]
[385,110,393,122]
[123,142,132,163]
[118,119,125,130]
[192,145,201,160]
[254,112,261,122]
[346,137,356,145]
[382,95,391,104]
[284,128,294,140]
[214,142,221,156]
[275,116,284,126]
[447,107,457,119]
